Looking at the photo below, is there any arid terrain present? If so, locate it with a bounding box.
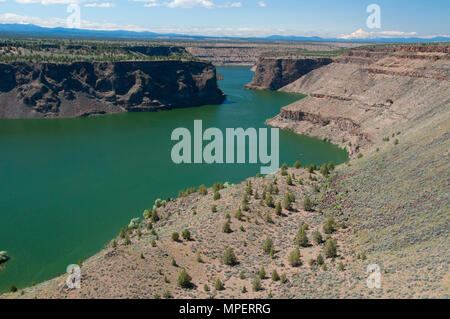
[1,43,448,299]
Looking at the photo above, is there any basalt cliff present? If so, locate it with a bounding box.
[266,45,450,155]
[244,56,333,90]
[0,60,225,119]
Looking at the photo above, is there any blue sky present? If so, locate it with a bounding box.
[0,0,449,38]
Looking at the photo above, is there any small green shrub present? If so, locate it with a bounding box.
[271,269,280,281]
[295,229,309,247]
[324,239,338,258]
[252,277,262,292]
[171,232,180,242]
[313,230,323,244]
[303,196,313,211]
[222,247,237,266]
[222,220,232,233]
[288,248,301,267]
[263,237,274,254]
[258,266,266,279]
[182,229,191,241]
[177,269,192,288]
[215,278,224,291]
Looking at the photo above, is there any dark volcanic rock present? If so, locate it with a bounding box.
[245,57,332,90]
[0,60,225,119]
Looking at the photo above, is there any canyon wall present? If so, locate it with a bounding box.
[0,60,225,119]
[267,45,450,155]
[244,57,333,90]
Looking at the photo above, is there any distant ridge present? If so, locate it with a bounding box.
[0,23,449,43]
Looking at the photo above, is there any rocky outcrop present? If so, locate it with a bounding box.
[0,60,225,119]
[244,57,332,90]
[267,45,450,155]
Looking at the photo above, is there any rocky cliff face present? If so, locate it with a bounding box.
[244,57,333,90]
[0,60,225,119]
[267,45,450,155]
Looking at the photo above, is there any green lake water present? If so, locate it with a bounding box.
[0,66,347,292]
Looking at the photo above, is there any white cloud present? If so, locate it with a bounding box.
[84,2,115,7]
[166,0,214,8]
[132,0,242,8]
[339,28,418,39]
[14,0,95,4]
[258,1,266,7]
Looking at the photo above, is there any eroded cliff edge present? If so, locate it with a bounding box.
[266,45,450,155]
[244,56,333,90]
[0,60,225,119]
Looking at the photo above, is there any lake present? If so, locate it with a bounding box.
[0,66,347,292]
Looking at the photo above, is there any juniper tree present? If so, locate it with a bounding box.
[265,193,274,208]
[303,196,313,212]
[252,277,262,292]
[172,232,180,242]
[323,217,337,234]
[271,269,280,281]
[313,230,323,244]
[177,269,192,288]
[182,229,191,241]
[286,174,293,185]
[234,207,244,220]
[324,239,338,258]
[263,237,274,254]
[222,220,232,233]
[295,229,309,247]
[258,266,266,279]
[222,247,237,266]
[288,248,301,267]
[275,202,282,216]
[215,278,224,291]
[316,254,324,265]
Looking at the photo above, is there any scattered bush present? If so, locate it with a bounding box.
[252,277,262,292]
[263,237,274,255]
[295,229,309,247]
[303,196,313,211]
[286,174,293,185]
[323,217,337,234]
[275,202,282,215]
[171,232,180,242]
[316,254,324,265]
[215,278,224,291]
[265,193,274,207]
[294,161,301,169]
[199,184,208,195]
[222,247,237,266]
[324,239,338,258]
[222,220,232,233]
[288,248,302,267]
[213,191,221,200]
[271,270,280,281]
[177,269,192,288]
[265,212,273,224]
[258,266,266,279]
[182,229,191,241]
[234,208,244,220]
[313,230,323,244]
[211,205,217,213]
